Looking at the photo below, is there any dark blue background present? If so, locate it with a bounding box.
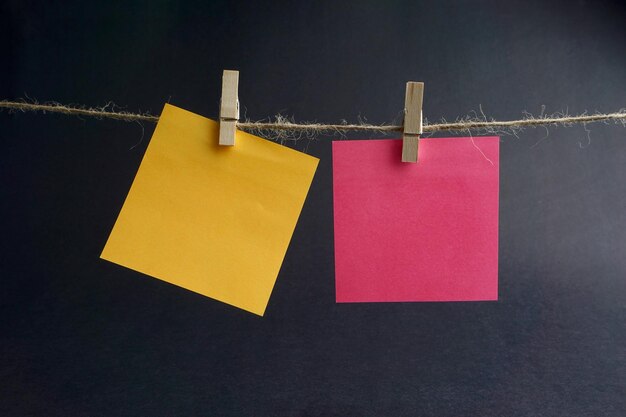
[1,1,625,415]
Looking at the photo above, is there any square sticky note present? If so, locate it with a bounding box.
[333,137,499,302]
[101,104,318,315]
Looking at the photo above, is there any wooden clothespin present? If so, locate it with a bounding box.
[402,81,424,163]
[219,70,240,146]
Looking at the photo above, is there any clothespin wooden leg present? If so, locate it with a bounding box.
[402,82,424,163]
[219,70,239,146]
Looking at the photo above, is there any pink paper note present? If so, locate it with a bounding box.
[333,137,499,303]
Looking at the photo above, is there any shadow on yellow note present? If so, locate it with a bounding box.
[101,104,318,316]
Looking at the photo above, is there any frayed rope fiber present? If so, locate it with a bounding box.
[1,100,625,140]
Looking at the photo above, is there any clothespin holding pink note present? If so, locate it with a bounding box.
[219,69,240,146]
[402,81,424,163]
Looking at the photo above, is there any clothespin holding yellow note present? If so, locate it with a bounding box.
[219,70,239,146]
[402,81,424,163]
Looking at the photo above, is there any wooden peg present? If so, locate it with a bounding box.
[402,81,424,163]
[219,70,239,146]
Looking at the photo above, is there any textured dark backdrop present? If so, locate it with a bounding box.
[1,1,625,416]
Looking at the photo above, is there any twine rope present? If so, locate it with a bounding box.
[1,100,625,138]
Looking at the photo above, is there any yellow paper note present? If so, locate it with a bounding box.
[101,104,318,315]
